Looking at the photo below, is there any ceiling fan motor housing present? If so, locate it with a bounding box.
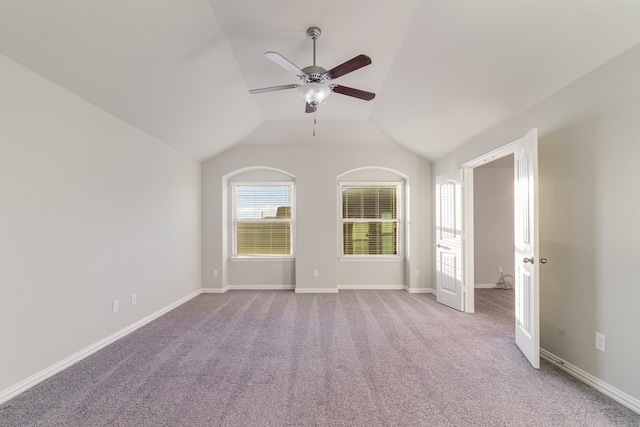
[301,66,329,84]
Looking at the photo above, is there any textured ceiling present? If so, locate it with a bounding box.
[2,0,640,161]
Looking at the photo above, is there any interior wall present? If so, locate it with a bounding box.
[202,141,431,293]
[0,54,202,394]
[473,160,514,285]
[226,167,295,288]
[432,46,640,403]
[539,98,640,401]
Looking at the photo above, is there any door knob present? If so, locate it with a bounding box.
[540,258,547,264]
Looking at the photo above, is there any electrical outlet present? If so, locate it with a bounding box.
[313,269,319,278]
[131,293,137,306]
[499,266,503,274]
[112,300,119,314]
[415,269,420,277]
[213,269,219,278]
[595,332,606,352]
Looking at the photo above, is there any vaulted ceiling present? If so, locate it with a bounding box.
[2,0,640,161]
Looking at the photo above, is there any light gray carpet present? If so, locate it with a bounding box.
[1,289,639,426]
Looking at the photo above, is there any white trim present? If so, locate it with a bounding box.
[228,285,295,291]
[461,141,521,313]
[231,181,295,258]
[406,287,434,294]
[475,283,498,289]
[338,180,404,259]
[461,140,520,169]
[338,255,403,262]
[0,289,202,405]
[294,287,339,294]
[201,287,229,294]
[540,348,640,415]
[339,284,405,290]
[230,256,295,262]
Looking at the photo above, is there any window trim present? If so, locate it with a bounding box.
[338,181,404,261]
[231,181,295,260]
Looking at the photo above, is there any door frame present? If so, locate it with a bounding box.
[461,140,520,313]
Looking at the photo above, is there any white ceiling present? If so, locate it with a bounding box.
[2,0,640,161]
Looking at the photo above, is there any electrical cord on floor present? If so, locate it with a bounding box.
[495,272,514,290]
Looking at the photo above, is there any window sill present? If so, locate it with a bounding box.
[231,256,295,262]
[339,256,404,262]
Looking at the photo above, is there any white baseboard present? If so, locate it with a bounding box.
[203,285,434,294]
[406,287,434,294]
[338,284,405,290]
[202,285,296,293]
[0,289,202,405]
[540,348,640,415]
[475,283,497,288]
[294,287,339,294]
[201,287,228,293]
[228,285,295,291]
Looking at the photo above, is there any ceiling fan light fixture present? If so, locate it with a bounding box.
[298,82,331,107]
[249,26,375,113]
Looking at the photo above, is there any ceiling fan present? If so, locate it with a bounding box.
[249,26,375,113]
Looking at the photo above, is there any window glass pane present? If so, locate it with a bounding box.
[236,222,291,255]
[234,184,293,256]
[343,222,398,255]
[342,186,397,219]
[341,184,400,256]
[236,185,292,219]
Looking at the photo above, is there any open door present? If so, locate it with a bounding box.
[435,170,464,311]
[513,129,540,368]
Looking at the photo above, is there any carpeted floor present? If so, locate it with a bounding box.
[1,289,639,426]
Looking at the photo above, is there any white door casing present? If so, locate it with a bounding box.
[513,129,540,369]
[435,170,464,311]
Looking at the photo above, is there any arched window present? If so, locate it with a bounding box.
[338,168,406,259]
[228,168,295,259]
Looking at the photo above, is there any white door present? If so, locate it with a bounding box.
[513,129,540,368]
[435,170,464,311]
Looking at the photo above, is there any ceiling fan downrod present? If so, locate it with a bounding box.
[306,26,321,66]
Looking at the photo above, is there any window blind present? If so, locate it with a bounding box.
[342,185,400,256]
[233,184,293,256]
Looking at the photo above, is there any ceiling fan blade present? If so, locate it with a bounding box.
[249,84,299,94]
[305,102,317,114]
[325,54,372,80]
[264,52,305,77]
[331,85,376,101]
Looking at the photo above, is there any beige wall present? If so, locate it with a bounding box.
[473,161,514,285]
[0,54,201,394]
[202,142,432,293]
[433,46,640,404]
[539,98,640,399]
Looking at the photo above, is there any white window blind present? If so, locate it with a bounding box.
[341,184,401,256]
[233,183,294,257]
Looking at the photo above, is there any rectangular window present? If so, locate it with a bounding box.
[233,183,294,258]
[341,184,401,257]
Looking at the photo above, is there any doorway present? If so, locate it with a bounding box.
[472,155,515,316]
[459,129,540,368]
[474,155,514,289]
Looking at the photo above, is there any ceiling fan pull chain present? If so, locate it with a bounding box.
[313,114,317,137]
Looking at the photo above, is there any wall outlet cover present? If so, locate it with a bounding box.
[595,332,606,352]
